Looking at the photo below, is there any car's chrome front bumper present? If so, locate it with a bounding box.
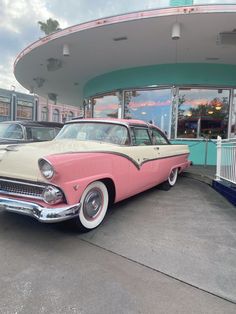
[0,197,81,223]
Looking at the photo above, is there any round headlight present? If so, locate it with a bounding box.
[42,186,63,204]
[39,159,54,179]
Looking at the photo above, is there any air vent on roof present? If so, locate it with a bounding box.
[113,36,127,41]
[205,57,219,61]
[219,32,236,45]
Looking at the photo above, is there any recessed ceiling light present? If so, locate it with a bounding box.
[113,36,127,41]
[219,32,236,45]
[47,58,62,71]
[48,93,57,101]
[33,77,45,88]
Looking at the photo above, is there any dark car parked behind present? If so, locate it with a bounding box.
[0,120,63,145]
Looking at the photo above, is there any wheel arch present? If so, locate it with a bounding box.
[100,178,116,207]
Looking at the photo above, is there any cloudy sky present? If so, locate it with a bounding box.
[0,0,234,94]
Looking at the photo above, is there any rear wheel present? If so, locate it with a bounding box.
[159,168,178,191]
[168,168,178,187]
[74,181,109,232]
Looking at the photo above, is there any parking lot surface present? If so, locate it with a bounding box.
[0,176,236,314]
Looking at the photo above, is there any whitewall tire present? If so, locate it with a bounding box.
[168,168,178,187]
[77,181,109,232]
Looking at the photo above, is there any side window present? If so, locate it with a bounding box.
[5,124,23,139]
[131,127,152,145]
[150,128,169,145]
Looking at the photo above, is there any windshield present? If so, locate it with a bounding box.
[56,122,130,145]
[0,123,23,140]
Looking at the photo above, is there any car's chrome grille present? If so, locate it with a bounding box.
[0,179,45,200]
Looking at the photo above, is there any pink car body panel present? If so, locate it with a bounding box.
[46,150,190,205]
[0,118,191,224]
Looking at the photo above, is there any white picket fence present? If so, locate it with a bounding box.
[216,136,236,185]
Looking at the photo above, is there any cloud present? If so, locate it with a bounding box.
[0,0,70,92]
[44,0,169,25]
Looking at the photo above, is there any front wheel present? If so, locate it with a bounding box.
[74,181,109,232]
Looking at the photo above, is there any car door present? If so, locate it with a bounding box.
[127,126,158,190]
[149,126,173,183]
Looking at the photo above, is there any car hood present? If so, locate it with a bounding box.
[0,140,118,182]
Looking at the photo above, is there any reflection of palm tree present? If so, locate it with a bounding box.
[186,97,228,120]
[177,95,186,119]
[179,96,229,138]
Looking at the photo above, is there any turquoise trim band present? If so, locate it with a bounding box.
[170,0,193,6]
[84,63,236,97]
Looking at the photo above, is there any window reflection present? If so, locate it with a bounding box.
[124,89,172,137]
[92,93,119,118]
[41,107,48,121]
[67,111,74,121]
[17,101,33,120]
[177,89,230,139]
[0,97,10,121]
[52,109,60,122]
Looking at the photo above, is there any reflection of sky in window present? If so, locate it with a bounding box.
[93,94,119,117]
[127,89,171,134]
[179,89,230,110]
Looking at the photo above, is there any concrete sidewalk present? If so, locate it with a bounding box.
[0,175,236,313]
[81,177,236,304]
[183,165,216,185]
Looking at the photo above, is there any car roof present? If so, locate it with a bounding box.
[66,117,149,127]
[0,120,63,128]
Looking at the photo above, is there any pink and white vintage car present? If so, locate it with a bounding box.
[0,118,190,231]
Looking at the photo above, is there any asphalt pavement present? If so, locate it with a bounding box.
[0,175,236,314]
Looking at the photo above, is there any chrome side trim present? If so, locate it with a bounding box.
[0,197,80,223]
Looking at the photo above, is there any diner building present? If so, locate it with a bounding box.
[14,1,236,165]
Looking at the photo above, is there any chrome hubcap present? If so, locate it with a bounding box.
[83,189,103,220]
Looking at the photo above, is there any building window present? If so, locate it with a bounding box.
[92,93,119,118]
[0,97,10,121]
[41,106,48,121]
[17,100,33,120]
[177,88,230,139]
[124,88,172,138]
[52,109,60,122]
[67,111,74,121]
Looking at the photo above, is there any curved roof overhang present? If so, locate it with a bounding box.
[14,4,236,106]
